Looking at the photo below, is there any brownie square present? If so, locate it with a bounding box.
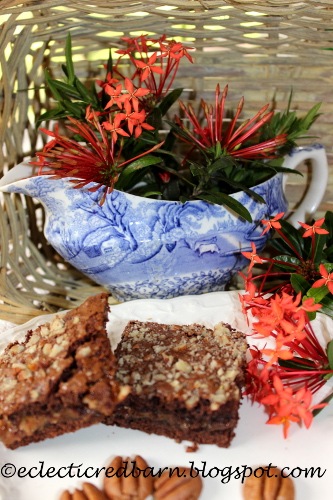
[105,321,247,447]
[0,293,119,449]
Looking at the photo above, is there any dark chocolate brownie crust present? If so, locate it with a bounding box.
[105,321,247,447]
[0,293,118,449]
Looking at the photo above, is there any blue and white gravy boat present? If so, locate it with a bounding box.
[0,144,328,301]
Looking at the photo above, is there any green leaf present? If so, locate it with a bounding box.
[158,88,183,116]
[266,157,285,167]
[62,99,83,118]
[267,165,303,176]
[307,310,317,321]
[148,108,163,135]
[75,79,93,103]
[48,79,81,99]
[306,285,329,303]
[325,245,333,262]
[312,392,333,417]
[141,190,163,197]
[65,32,75,85]
[318,296,333,318]
[286,88,293,114]
[207,156,238,173]
[278,357,317,371]
[327,339,333,370]
[91,81,100,107]
[189,162,206,177]
[106,48,113,77]
[302,102,322,130]
[279,219,306,258]
[269,237,295,256]
[290,273,311,295]
[273,254,301,271]
[311,224,327,264]
[324,211,333,248]
[217,175,266,204]
[61,64,69,78]
[45,69,63,102]
[123,155,162,172]
[163,129,177,152]
[36,107,66,128]
[320,262,333,273]
[197,192,252,222]
[116,156,162,189]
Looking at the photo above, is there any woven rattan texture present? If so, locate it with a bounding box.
[1,0,333,322]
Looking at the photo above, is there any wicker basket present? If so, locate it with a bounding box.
[1,0,333,323]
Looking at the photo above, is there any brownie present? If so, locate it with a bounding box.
[104,321,247,447]
[0,293,119,449]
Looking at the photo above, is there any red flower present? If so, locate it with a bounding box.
[279,314,307,343]
[159,41,183,58]
[32,116,164,205]
[298,217,329,238]
[158,172,171,183]
[176,85,287,159]
[159,40,194,62]
[242,242,263,271]
[115,35,193,99]
[96,73,119,92]
[289,387,318,428]
[102,114,129,142]
[261,347,294,370]
[133,109,155,138]
[85,104,104,122]
[104,83,123,110]
[267,413,300,439]
[134,53,164,82]
[297,297,322,313]
[312,263,333,294]
[117,78,150,105]
[261,212,284,235]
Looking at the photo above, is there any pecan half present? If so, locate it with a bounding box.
[59,491,71,500]
[243,466,295,500]
[59,483,107,500]
[83,483,108,500]
[104,455,154,500]
[154,467,202,500]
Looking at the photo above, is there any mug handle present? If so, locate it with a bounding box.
[282,143,328,228]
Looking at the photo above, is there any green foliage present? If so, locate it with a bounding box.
[267,211,333,320]
[259,89,322,156]
[36,33,321,221]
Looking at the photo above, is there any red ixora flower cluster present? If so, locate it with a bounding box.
[115,34,193,97]
[94,34,194,135]
[174,84,287,160]
[88,75,154,140]
[240,214,333,438]
[84,34,194,145]
[32,114,163,205]
[95,34,193,137]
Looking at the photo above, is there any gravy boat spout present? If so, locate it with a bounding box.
[0,161,50,200]
[0,161,73,213]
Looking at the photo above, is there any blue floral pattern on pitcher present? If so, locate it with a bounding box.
[8,173,288,300]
